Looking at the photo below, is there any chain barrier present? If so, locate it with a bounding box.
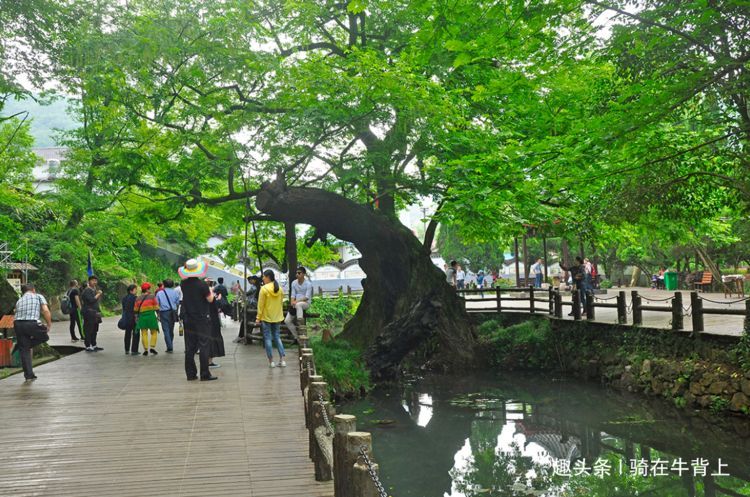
[359,445,389,497]
[682,304,693,317]
[626,301,633,315]
[317,392,334,436]
[640,296,674,303]
[698,295,750,305]
[593,295,619,301]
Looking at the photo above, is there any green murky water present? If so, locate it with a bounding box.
[341,372,750,497]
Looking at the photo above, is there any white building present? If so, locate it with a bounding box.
[32,147,68,193]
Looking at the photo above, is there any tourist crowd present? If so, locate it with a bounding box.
[12,259,315,382]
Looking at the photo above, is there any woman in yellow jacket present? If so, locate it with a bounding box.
[255,269,286,368]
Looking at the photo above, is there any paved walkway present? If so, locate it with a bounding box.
[465,287,748,336]
[1,317,333,497]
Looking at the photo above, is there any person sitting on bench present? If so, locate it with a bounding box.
[284,266,313,338]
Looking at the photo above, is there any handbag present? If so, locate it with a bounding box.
[28,322,50,344]
[117,317,128,330]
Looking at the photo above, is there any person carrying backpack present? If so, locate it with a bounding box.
[63,280,83,342]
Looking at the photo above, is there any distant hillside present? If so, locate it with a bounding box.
[3,95,78,148]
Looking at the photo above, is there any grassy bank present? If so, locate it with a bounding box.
[309,335,370,399]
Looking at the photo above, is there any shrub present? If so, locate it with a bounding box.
[479,318,557,369]
[310,336,370,398]
[309,294,360,328]
[599,279,614,289]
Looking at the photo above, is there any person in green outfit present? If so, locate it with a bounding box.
[134,282,160,356]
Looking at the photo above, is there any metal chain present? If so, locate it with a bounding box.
[641,296,674,303]
[593,295,619,301]
[359,445,389,497]
[698,295,750,305]
[317,392,334,436]
[682,304,693,317]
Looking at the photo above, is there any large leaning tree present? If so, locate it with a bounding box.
[35,0,587,378]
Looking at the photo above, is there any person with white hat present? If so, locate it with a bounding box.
[178,258,217,381]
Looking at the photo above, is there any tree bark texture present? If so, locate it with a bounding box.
[256,181,476,379]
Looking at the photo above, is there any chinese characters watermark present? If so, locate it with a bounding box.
[552,458,730,478]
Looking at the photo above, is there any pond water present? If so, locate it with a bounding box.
[341,372,750,497]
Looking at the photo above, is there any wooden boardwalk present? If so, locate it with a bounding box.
[465,287,748,336]
[1,317,333,497]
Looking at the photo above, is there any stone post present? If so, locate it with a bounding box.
[617,291,627,324]
[672,291,684,331]
[346,432,373,497]
[691,291,704,335]
[311,398,335,481]
[353,462,380,497]
[586,290,595,320]
[529,285,535,314]
[308,381,328,458]
[572,290,581,320]
[334,414,357,497]
[632,291,642,326]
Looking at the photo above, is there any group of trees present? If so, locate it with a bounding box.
[1,0,748,374]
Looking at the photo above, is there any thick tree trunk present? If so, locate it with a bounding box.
[256,181,476,379]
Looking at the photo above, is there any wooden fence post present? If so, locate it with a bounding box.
[353,462,380,497]
[311,398,335,481]
[346,432,374,497]
[672,291,684,331]
[334,415,357,497]
[308,382,329,460]
[586,291,595,320]
[691,291,704,335]
[572,290,581,320]
[632,291,642,326]
[529,285,535,314]
[548,287,554,315]
[554,290,563,318]
[495,287,502,315]
[617,291,627,324]
[305,375,324,430]
[744,300,750,335]
[300,352,314,393]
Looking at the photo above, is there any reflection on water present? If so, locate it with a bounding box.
[342,372,750,497]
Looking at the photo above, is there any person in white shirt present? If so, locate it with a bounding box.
[531,258,544,288]
[456,266,466,290]
[284,267,313,338]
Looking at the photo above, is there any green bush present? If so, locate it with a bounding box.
[493,278,514,289]
[599,279,614,289]
[310,336,370,398]
[479,318,557,369]
[309,294,360,328]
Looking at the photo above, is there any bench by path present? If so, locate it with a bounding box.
[1,317,333,497]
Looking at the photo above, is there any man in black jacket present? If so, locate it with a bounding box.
[81,275,103,352]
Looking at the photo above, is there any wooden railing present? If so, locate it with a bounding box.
[457,287,750,334]
[297,334,387,497]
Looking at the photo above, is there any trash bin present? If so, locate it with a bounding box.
[664,271,678,291]
[0,338,12,367]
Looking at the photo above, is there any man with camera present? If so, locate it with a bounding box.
[13,283,52,381]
